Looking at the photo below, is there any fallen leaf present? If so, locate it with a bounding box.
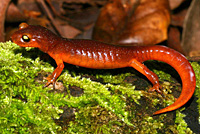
[6,3,28,22]
[59,24,81,38]
[171,9,187,27]
[0,0,11,42]
[181,0,200,56]
[167,27,185,54]
[92,0,170,46]
[168,0,185,10]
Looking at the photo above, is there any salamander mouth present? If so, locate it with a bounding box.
[16,44,30,47]
[11,38,28,47]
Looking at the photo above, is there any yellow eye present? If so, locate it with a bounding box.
[22,35,30,42]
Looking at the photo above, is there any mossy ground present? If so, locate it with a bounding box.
[0,41,199,133]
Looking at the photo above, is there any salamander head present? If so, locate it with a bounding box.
[11,23,59,52]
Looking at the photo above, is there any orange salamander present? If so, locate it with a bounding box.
[11,23,196,115]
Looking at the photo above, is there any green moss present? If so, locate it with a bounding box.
[60,73,137,126]
[0,42,62,133]
[96,72,133,84]
[175,109,193,134]
[0,41,198,133]
[67,106,124,133]
[191,62,200,121]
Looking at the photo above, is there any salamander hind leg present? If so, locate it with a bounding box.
[130,59,162,94]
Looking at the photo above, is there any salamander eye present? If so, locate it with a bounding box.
[22,35,30,42]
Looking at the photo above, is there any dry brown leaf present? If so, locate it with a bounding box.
[59,24,81,38]
[0,0,11,42]
[181,0,200,56]
[47,0,105,28]
[24,10,41,18]
[6,3,28,22]
[6,0,43,23]
[171,9,187,27]
[92,0,170,46]
[169,0,185,10]
[167,27,185,54]
[92,0,139,44]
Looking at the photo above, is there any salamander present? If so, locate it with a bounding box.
[11,23,196,115]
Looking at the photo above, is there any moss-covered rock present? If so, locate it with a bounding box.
[0,41,199,133]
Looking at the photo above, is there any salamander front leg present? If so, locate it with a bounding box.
[130,59,162,94]
[44,60,64,89]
